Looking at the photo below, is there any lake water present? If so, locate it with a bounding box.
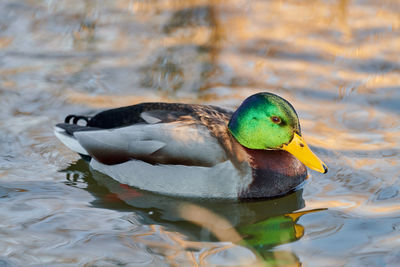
[0,0,399,266]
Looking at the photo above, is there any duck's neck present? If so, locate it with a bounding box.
[239,147,308,199]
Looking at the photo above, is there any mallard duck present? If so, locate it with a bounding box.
[54,92,327,199]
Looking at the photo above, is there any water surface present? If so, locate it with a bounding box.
[0,0,400,266]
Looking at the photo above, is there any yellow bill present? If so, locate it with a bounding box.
[282,133,328,173]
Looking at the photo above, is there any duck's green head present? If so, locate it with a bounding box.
[228,92,327,173]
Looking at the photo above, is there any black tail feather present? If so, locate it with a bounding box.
[64,115,91,125]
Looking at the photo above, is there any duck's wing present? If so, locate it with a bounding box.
[55,103,236,167]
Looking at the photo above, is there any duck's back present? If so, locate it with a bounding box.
[87,102,232,129]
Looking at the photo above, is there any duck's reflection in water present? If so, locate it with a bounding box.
[62,159,324,266]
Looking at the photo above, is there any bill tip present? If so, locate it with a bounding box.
[323,164,328,174]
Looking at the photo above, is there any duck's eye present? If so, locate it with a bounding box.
[270,116,281,124]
